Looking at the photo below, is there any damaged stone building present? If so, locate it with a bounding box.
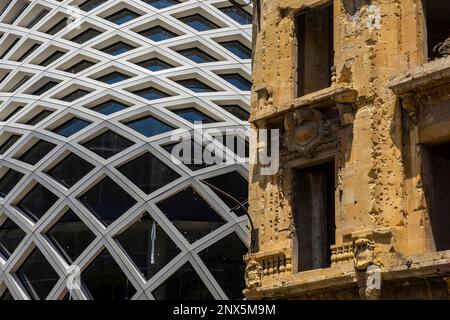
[245,0,450,299]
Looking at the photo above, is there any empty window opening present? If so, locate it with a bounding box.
[293,160,336,272]
[424,0,450,60]
[296,4,334,96]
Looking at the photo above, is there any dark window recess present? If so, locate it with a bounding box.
[177,48,218,63]
[219,105,249,121]
[0,37,20,60]
[220,41,251,59]
[26,9,49,29]
[203,171,248,217]
[3,106,24,121]
[118,152,180,194]
[296,4,333,96]
[101,41,135,56]
[16,248,59,300]
[60,89,91,102]
[32,80,59,95]
[156,187,225,243]
[47,153,94,188]
[0,135,21,154]
[143,0,180,9]
[293,160,336,272]
[82,130,134,159]
[421,142,450,251]
[79,0,107,12]
[0,168,24,198]
[65,60,95,73]
[17,43,41,62]
[425,1,450,60]
[9,75,32,93]
[81,249,136,300]
[179,14,219,32]
[176,79,216,93]
[220,135,249,158]
[173,107,216,123]
[8,1,30,25]
[124,115,174,137]
[40,51,66,67]
[139,26,177,42]
[219,74,252,91]
[52,117,91,137]
[91,99,129,115]
[220,6,252,25]
[25,110,53,126]
[115,213,180,280]
[199,233,247,299]
[0,218,26,258]
[105,9,140,25]
[46,17,69,35]
[17,183,59,222]
[137,58,174,71]
[70,28,102,44]
[0,288,14,300]
[152,263,213,300]
[96,71,130,84]
[46,209,96,263]
[18,140,56,165]
[163,138,219,171]
[132,87,170,100]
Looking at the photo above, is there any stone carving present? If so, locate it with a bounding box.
[245,259,263,289]
[353,238,375,271]
[433,36,450,58]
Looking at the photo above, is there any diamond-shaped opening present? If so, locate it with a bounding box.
[23,109,54,126]
[0,168,24,198]
[202,172,248,217]
[78,176,137,226]
[46,209,96,264]
[219,40,252,59]
[177,48,218,64]
[16,247,59,300]
[81,249,136,300]
[100,41,136,56]
[220,6,252,25]
[60,88,92,102]
[219,73,252,91]
[152,262,213,300]
[172,107,217,124]
[0,218,26,258]
[176,79,217,93]
[115,213,180,280]
[143,0,180,9]
[117,152,180,195]
[218,104,249,121]
[0,134,21,155]
[0,287,14,300]
[51,117,92,137]
[136,57,174,71]
[79,0,108,12]
[131,87,171,100]
[90,99,130,115]
[95,71,131,84]
[104,8,140,25]
[82,130,134,159]
[199,233,247,299]
[156,187,225,243]
[47,153,95,188]
[16,183,59,222]
[65,59,96,74]
[124,115,174,137]
[17,140,56,165]
[179,14,220,32]
[139,26,178,42]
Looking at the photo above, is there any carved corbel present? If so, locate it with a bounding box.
[337,103,355,126]
[353,238,375,271]
[401,93,418,124]
[245,259,263,289]
[255,85,274,110]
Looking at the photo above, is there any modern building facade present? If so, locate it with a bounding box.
[0,0,252,300]
[245,0,450,299]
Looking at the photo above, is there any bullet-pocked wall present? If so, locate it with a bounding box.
[0,0,251,300]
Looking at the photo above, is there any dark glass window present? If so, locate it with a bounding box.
[137,58,174,71]
[156,187,225,243]
[132,87,170,100]
[163,138,219,171]
[142,0,180,9]
[32,81,59,95]
[17,183,59,222]
[219,105,249,121]
[220,74,252,91]
[79,0,107,12]
[18,140,56,165]
[179,14,219,32]
[115,213,180,280]
[91,99,129,115]
[101,41,135,56]
[70,28,102,44]
[153,263,213,300]
[0,135,21,155]
[118,152,180,194]
[173,107,216,124]
[2,106,24,121]
[96,71,130,84]
[0,288,14,300]
[46,209,96,263]
[139,26,177,42]
[82,130,134,159]
[40,51,66,67]
[124,115,174,137]
[25,110,53,126]
[78,176,136,226]
[17,43,41,62]
[220,6,252,25]
[60,89,91,102]
[0,218,26,258]
[9,75,32,93]
[176,79,216,93]
[82,249,136,300]
[220,135,249,158]
[0,168,24,198]
[46,17,68,35]
[47,153,94,188]
[26,9,50,28]
[65,60,95,73]
[220,41,251,59]
[199,233,247,299]
[177,48,217,63]
[16,248,59,300]
[52,117,91,137]
[105,9,140,25]
[203,172,248,217]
